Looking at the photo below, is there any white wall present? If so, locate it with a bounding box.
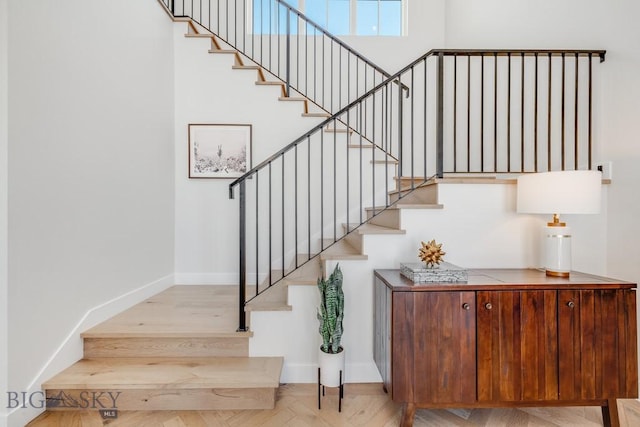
[173,25,326,284]
[7,0,175,424]
[0,0,9,425]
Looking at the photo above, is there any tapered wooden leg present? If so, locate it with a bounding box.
[400,402,416,427]
[602,399,620,427]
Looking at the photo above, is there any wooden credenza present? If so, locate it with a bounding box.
[373,269,638,427]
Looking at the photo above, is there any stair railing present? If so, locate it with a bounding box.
[229,48,606,332]
[161,0,394,113]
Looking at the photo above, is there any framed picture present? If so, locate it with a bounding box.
[188,124,252,179]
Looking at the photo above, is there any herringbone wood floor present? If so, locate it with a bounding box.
[28,383,640,426]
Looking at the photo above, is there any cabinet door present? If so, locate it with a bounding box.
[558,289,638,400]
[413,291,476,404]
[477,290,558,402]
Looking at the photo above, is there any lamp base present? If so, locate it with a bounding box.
[545,224,572,277]
[545,269,570,278]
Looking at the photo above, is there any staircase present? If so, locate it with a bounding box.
[42,286,283,411]
[36,0,608,417]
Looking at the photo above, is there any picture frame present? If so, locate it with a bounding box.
[188,124,252,179]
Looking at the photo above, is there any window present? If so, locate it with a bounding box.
[251,0,405,36]
[357,0,402,36]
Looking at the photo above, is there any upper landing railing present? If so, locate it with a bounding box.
[228,48,606,331]
[162,0,394,113]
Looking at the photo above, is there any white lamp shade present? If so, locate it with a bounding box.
[517,170,602,215]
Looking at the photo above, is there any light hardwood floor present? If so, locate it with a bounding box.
[32,286,640,426]
[29,383,640,426]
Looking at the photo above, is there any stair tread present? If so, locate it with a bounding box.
[185,33,215,39]
[208,49,237,54]
[232,65,261,70]
[43,357,283,390]
[321,239,367,260]
[325,128,353,133]
[245,301,292,312]
[344,223,405,235]
[302,112,331,118]
[82,285,251,339]
[278,97,307,102]
[256,81,284,86]
[82,330,251,339]
[366,203,444,211]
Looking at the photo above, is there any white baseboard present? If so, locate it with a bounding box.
[174,272,266,285]
[7,274,175,427]
[174,272,237,284]
[281,362,382,384]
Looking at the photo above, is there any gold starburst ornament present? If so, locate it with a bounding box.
[418,239,446,268]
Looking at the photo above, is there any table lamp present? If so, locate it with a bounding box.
[517,170,602,277]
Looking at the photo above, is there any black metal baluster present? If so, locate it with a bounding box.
[534,52,539,172]
[521,52,525,172]
[259,0,263,63]
[295,144,298,268]
[331,43,334,112]
[436,53,444,178]
[285,8,290,97]
[548,52,552,171]
[255,173,259,299]
[574,53,579,170]
[453,54,457,173]
[305,21,308,97]
[339,46,342,110]
[238,180,247,331]
[467,54,471,172]
[242,0,245,54]
[386,85,390,202]
[507,53,511,172]
[333,118,337,242]
[561,52,566,170]
[424,57,428,178]
[296,14,300,90]
[364,68,368,137]
[347,52,351,107]
[313,27,317,103]
[372,85,376,214]
[493,52,497,172]
[410,67,415,185]
[281,156,285,277]
[359,101,363,224]
[588,54,593,169]
[394,78,400,182]
[268,162,272,286]
[481,54,484,172]
[322,35,325,109]
[320,130,324,250]
[307,135,311,259]
[346,110,350,234]
[269,0,272,70]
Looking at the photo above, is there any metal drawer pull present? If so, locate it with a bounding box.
[462,303,471,310]
[485,303,493,310]
[567,301,575,308]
